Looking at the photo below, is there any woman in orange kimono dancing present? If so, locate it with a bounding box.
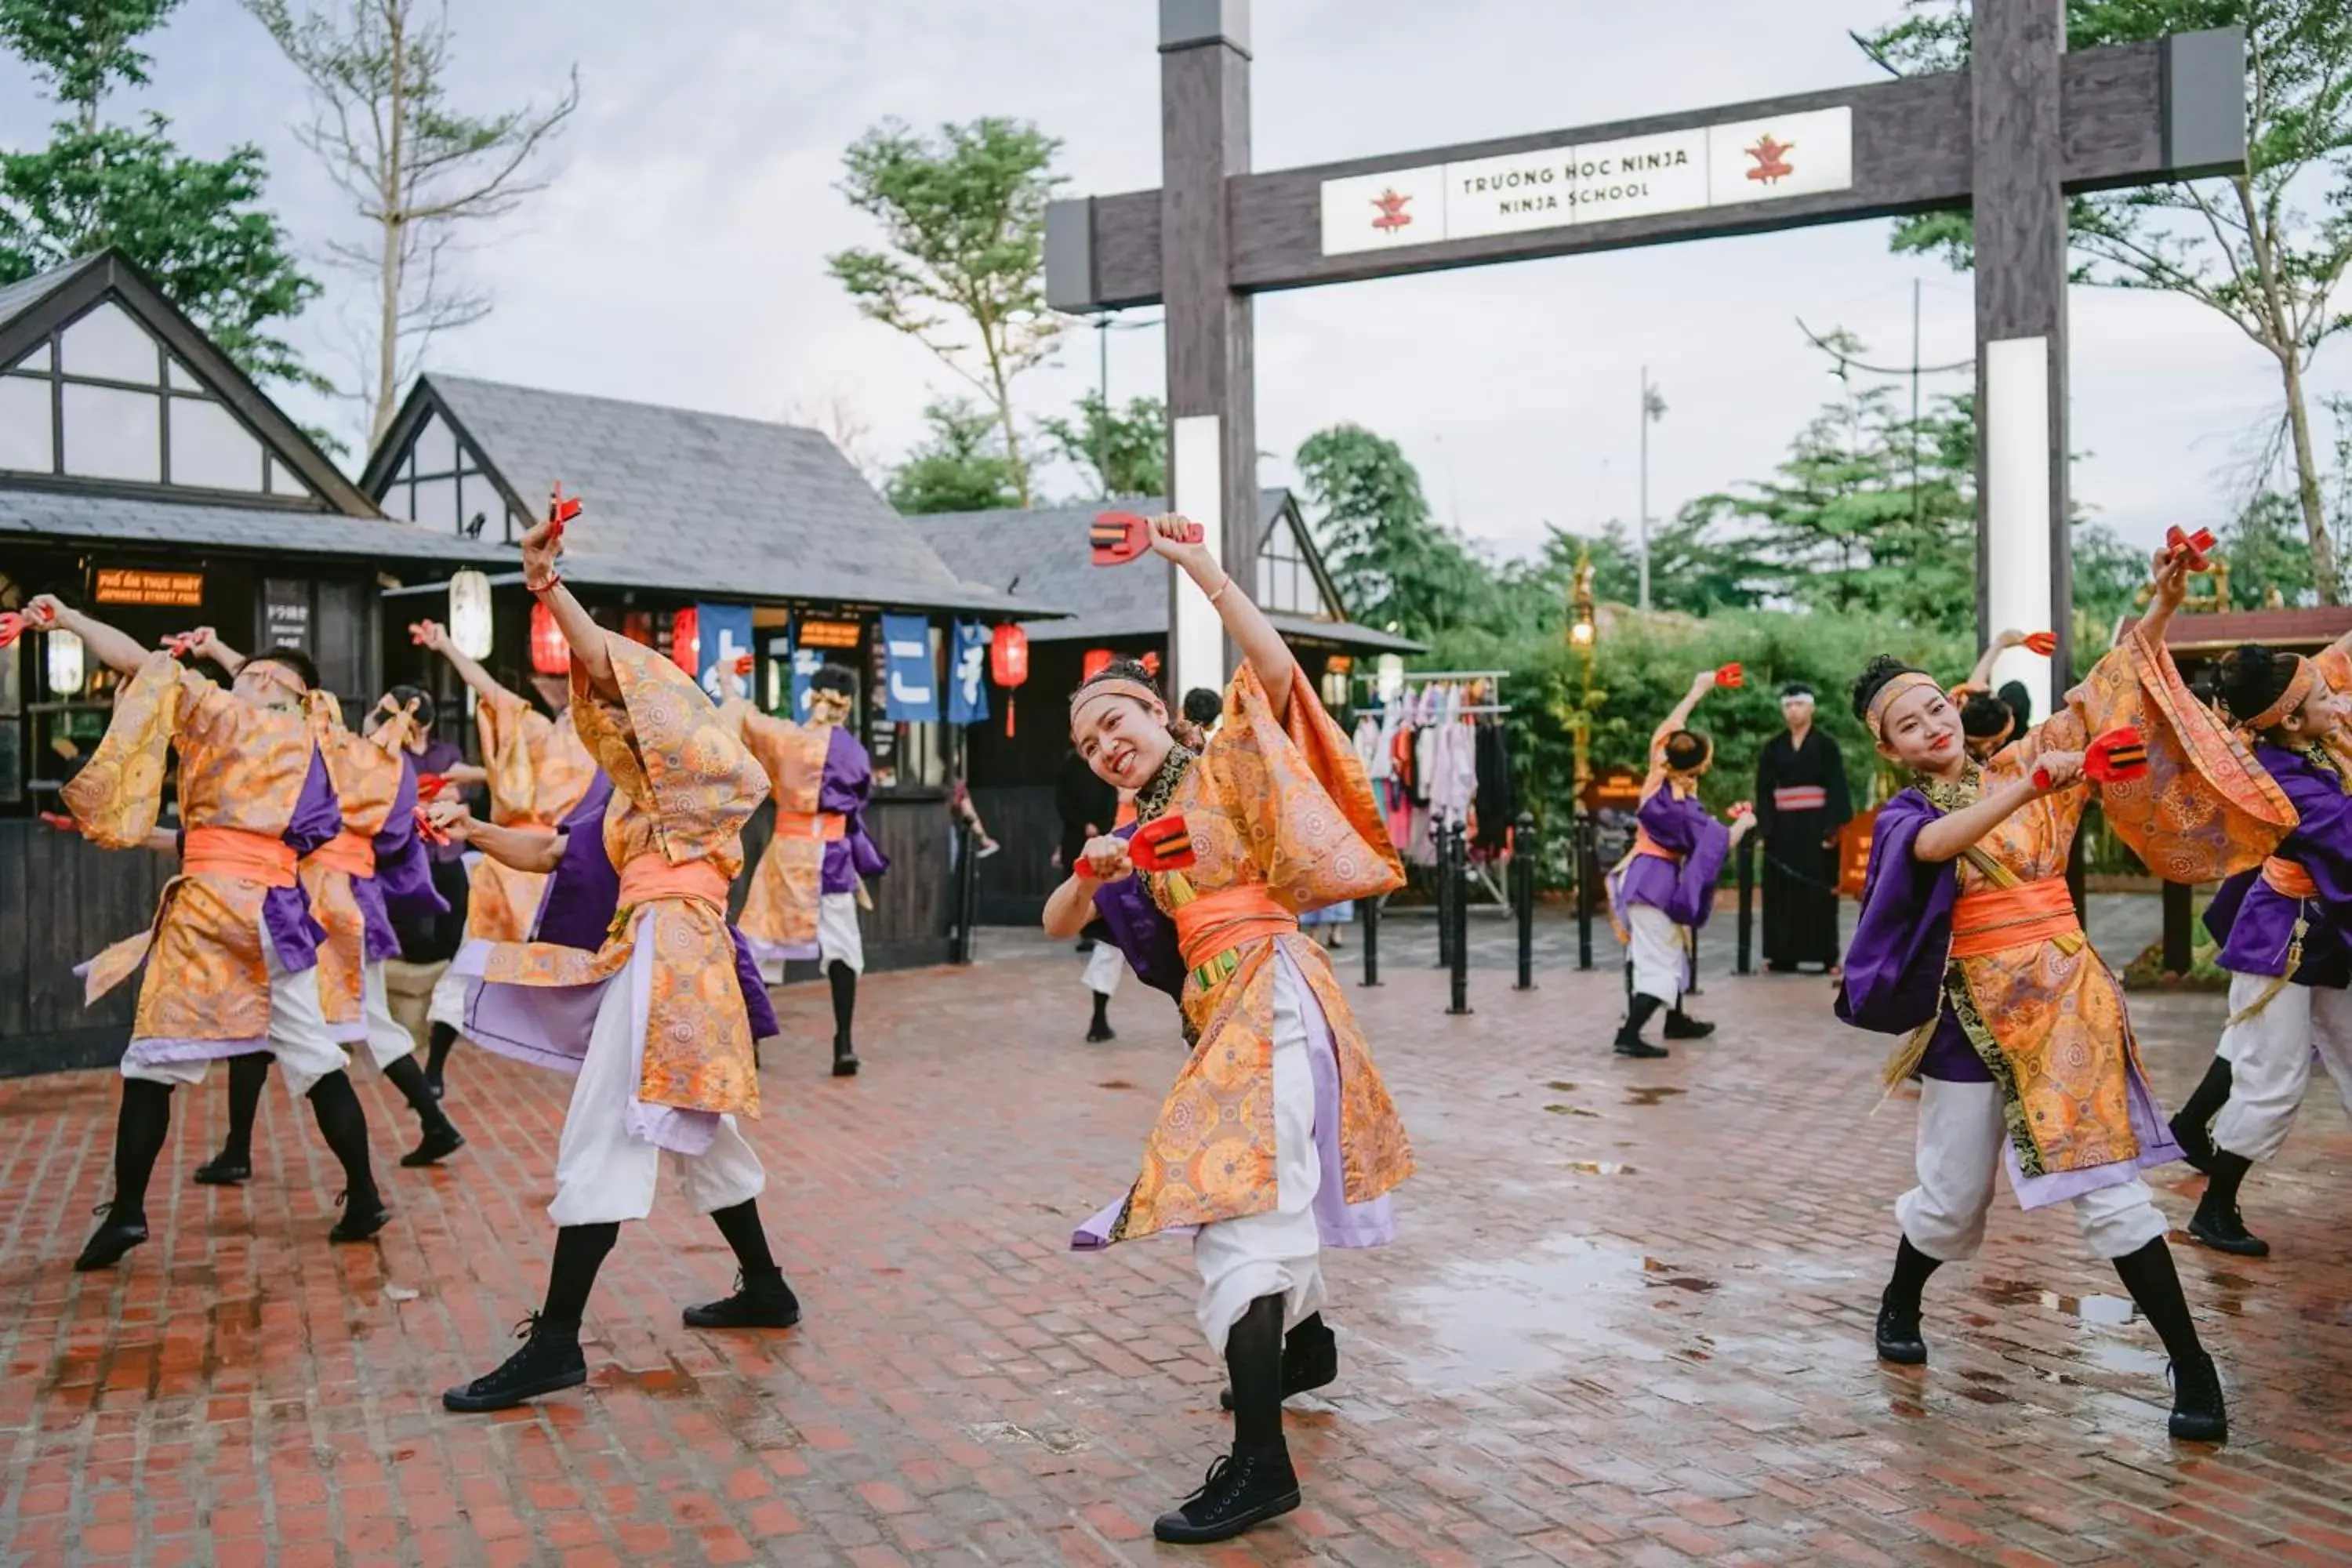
[1836,547,2292,1443]
[22,604,390,1270]
[441,508,799,1414]
[413,616,597,1098]
[1043,517,1412,1545]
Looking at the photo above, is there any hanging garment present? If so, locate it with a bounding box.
[1472,720,1517,852]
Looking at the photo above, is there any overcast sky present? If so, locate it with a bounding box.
[5,0,2342,564]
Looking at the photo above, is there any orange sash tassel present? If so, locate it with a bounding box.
[1950,878,2081,958]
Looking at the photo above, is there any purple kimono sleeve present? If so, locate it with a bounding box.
[261,749,339,972]
[529,771,620,952]
[1089,826,1187,1004]
[820,727,890,891]
[730,927,780,1038]
[2202,868,2255,948]
[1835,789,1956,1036]
[372,757,448,931]
[1635,786,1699,855]
[1675,815,1731,932]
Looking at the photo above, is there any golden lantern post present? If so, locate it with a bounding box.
[1566,546,1599,971]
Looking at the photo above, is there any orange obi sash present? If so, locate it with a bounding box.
[303,829,376,879]
[773,810,847,843]
[1951,877,2082,958]
[617,854,730,911]
[183,826,299,889]
[1632,829,1679,862]
[2262,856,2318,899]
[1173,884,1298,990]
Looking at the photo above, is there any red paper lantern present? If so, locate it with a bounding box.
[529,602,570,676]
[1140,651,1161,679]
[1082,648,1115,681]
[990,624,1029,737]
[670,606,699,675]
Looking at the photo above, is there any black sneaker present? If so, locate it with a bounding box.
[2186,1202,2270,1258]
[400,1121,466,1168]
[1613,1032,1669,1059]
[832,1039,859,1078]
[684,1272,801,1330]
[1152,1446,1301,1544]
[1875,1298,1927,1365]
[2169,1112,2216,1177]
[193,1152,252,1186]
[1662,1011,1715,1040]
[2167,1350,2227,1443]
[328,1190,390,1244]
[1086,1022,1117,1044]
[426,1073,445,1102]
[1221,1319,1338,1411]
[74,1203,149,1272]
[442,1315,589,1413]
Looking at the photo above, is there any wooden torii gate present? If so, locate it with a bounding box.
[1046,0,2246,708]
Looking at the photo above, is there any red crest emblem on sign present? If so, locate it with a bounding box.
[1744,135,1797,184]
[1370,187,1414,233]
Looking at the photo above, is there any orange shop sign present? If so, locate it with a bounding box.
[94,568,204,607]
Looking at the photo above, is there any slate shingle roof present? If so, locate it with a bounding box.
[414,376,1033,617]
[0,486,518,564]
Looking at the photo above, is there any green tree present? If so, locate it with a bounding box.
[829,118,1064,509]
[1860,0,2352,601]
[887,398,1020,514]
[243,0,581,445]
[1294,422,1494,637]
[1040,390,1167,498]
[0,0,323,392]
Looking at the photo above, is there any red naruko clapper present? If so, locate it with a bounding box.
[1090,511,1202,567]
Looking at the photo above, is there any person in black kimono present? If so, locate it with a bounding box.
[1755,682,1852,974]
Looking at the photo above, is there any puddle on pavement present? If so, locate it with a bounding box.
[594,1363,699,1399]
[1624,1087,1686,1107]
[1566,1161,1635,1175]
[1543,1103,1600,1117]
[1392,1237,1655,1389]
[1544,1081,1579,1092]
[1096,1080,1137,1091]
[967,1419,1089,1454]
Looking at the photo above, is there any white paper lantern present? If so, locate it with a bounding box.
[46,626,85,697]
[448,569,494,660]
[1376,654,1405,702]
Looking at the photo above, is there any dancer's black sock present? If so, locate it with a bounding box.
[382,1054,450,1131]
[220,1053,268,1162]
[112,1079,174,1218]
[1091,991,1112,1033]
[2200,1149,2253,1216]
[425,1022,456,1085]
[2111,1238,2205,1367]
[827,960,856,1043]
[541,1222,619,1336]
[1225,1294,1288,1454]
[2176,1055,2233,1131]
[305,1071,380,1213]
[708,1199,786,1292]
[1621,993,1663,1039]
[1882,1235,1943,1313]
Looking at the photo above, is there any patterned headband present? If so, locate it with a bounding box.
[1069,676,1162,717]
[2242,655,2318,733]
[1865,670,1943,740]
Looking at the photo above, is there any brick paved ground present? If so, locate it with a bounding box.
[2,920,2347,1566]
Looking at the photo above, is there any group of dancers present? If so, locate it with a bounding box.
[1610,540,2350,1450]
[32,508,2352,1546]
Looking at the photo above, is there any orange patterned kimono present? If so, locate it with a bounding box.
[474,634,769,1117]
[465,688,597,944]
[1915,628,2292,1179]
[299,696,410,1040]
[1096,668,1414,1243]
[721,699,833,960]
[67,654,333,1054]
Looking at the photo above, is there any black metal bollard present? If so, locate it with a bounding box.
[951,818,980,965]
[1433,820,1454,971]
[1446,823,1472,1015]
[1362,891,1382,986]
[1513,810,1536,992]
[1575,815,1595,972]
[1735,833,1755,977]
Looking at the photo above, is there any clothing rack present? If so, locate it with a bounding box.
[1352,670,1517,906]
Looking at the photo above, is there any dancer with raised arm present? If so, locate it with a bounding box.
[1837,546,2293,1443]
[24,602,390,1269]
[1043,516,1410,1545]
[1607,670,1755,1058]
[441,501,797,1414]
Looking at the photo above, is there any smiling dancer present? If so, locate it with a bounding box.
[1606,670,1755,1058]
[1837,547,2292,1443]
[439,506,797,1414]
[2169,642,2352,1259]
[413,616,597,1098]
[25,602,389,1269]
[1044,517,1410,1545]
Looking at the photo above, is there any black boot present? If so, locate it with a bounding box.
[1662,1005,1716,1040]
[383,1055,466,1167]
[194,1053,268,1185]
[684,1200,801,1328]
[78,1079,172,1271]
[307,1072,389,1243]
[828,960,859,1076]
[1155,1296,1301,1544]
[1875,1236,1941,1366]
[1614,993,1668,1058]
[424,1022,456,1100]
[2186,1150,2269,1258]
[444,1221,614,1412]
[2168,1056,2232,1176]
[1087,989,1116,1044]
[2112,1237,2227,1443]
[1219,1312,1338,1410]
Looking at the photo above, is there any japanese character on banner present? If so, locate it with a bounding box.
[948,621,991,726]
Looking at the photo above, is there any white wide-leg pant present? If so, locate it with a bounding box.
[122,917,347,1098]
[1081,938,1125,998]
[818,891,864,973]
[2212,973,2352,1163]
[1897,1078,2169,1262]
[1624,904,1687,1005]
[357,960,420,1072]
